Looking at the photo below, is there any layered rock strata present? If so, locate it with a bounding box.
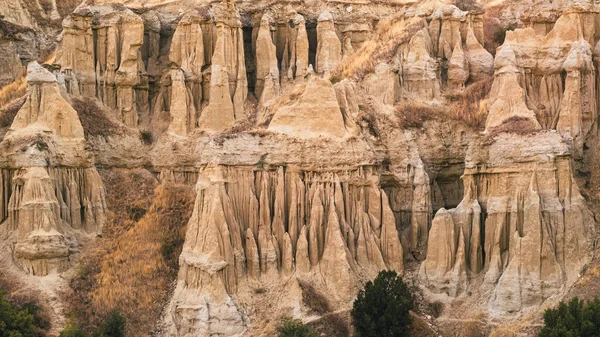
[0,62,106,276]
[420,132,594,314]
[165,164,403,336]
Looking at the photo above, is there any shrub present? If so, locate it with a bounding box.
[60,324,89,337]
[428,301,444,318]
[139,130,153,145]
[351,270,414,337]
[277,317,319,337]
[298,280,331,315]
[539,297,600,337]
[0,94,26,128]
[446,77,493,130]
[484,116,538,143]
[395,103,441,129]
[0,291,37,337]
[98,309,126,337]
[454,0,481,11]
[71,97,121,138]
[308,313,350,337]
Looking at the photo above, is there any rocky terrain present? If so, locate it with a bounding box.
[1,0,600,336]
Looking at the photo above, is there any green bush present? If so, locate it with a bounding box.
[539,297,600,337]
[0,291,37,337]
[96,309,126,337]
[351,270,414,337]
[60,325,89,337]
[277,317,319,337]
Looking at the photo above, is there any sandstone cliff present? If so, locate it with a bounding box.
[0,0,599,336]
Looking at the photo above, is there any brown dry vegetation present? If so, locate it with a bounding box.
[408,312,438,337]
[484,116,539,142]
[66,170,195,336]
[71,97,124,138]
[308,312,351,337]
[395,103,442,129]
[0,95,26,128]
[446,78,493,130]
[332,15,425,80]
[483,6,516,55]
[298,280,332,315]
[0,76,27,110]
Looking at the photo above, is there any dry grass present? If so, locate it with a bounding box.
[484,116,539,142]
[446,78,493,130]
[99,169,158,237]
[298,280,331,315]
[0,76,27,110]
[408,312,437,337]
[308,312,351,337]
[71,97,123,138]
[454,0,482,11]
[0,95,26,128]
[395,103,442,129]
[66,173,195,336]
[332,15,425,81]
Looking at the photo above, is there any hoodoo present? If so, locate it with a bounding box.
[0,0,599,336]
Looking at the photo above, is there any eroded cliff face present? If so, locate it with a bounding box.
[1,0,599,336]
[0,62,106,276]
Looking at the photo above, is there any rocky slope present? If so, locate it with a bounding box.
[0,0,599,336]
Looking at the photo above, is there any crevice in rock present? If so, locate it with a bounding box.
[307,20,317,69]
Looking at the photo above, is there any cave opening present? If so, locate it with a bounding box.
[431,164,465,212]
[306,20,318,69]
[242,26,256,96]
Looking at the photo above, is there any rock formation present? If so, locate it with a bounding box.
[316,11,342,75]
[165,164,404,335]
[1,1,599,336]
[0,62,107,276]
[420,132,594,314]
[268,75,349,139]
[255,14,280,105]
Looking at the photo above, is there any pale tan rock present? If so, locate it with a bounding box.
[316,11,342,75]
[11,62,84,139]
[557,40,595,157]
[295,225,311,273]
[167,68,196,136]
[245,228,260,280]
[399,26,440,101]
[291,14,309,79]
[198,65,235,132]
[319,199,357,301]
[11,167,71,276]
[447,41,469,91]
[333,79,360,136]
[380,191,404,273]
[165,171,246,337]
[169,16,205,111]
[421,132,593,314]
[465,27,494,82]
[360,63,399,105]
[436,6,465,59]
[255,15,280,103]
[419,208,466,296]
[268,76,348,139]
[485,44,541,131]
